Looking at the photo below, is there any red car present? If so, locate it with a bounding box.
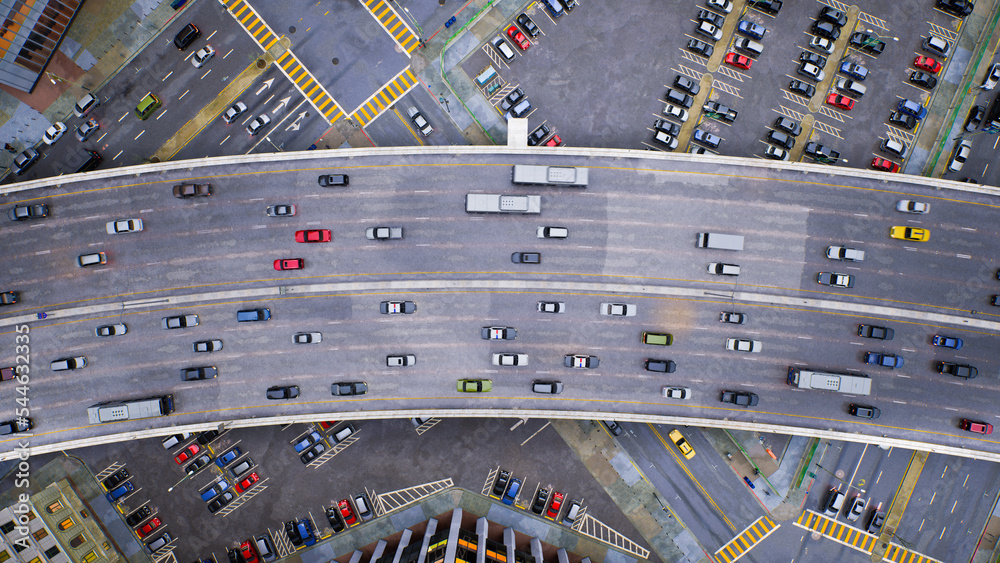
[174,443,199,464]
[235,472,259,493]
[339,499,357,526]
[137,517,161,538]
[319,421,338,430]
[826,93,854,110]
[273,258,303,271]
[295,229,331,243]
[240,540,260,563]
[545,135,563,147]
[962,419,993,435]
[506,25,530,50]
[546,491,564,518]
[914,55,942,74]
[871,157,900,173]
[724,52,753,70]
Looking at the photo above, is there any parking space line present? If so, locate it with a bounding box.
[482,45,506,71]
[817,105,851,123]
[711,80,741,99]
[775,106,806,122]
[781,89,810,109]
[886,125,915,144]
[928,23,958,42]
[714,66,747,83]
[360,0,420,56]
[349,67,419,126]
[812,120,844,139]
[856,11,889,33]
[675,64,704,82]
[679,49,709,68]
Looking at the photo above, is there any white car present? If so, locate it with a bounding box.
[406,107,433,136]
[292,332,322,344]
[662,386,690,400]
[948,140,971,172]
[247,114,271,136]
[826,246,865,261]
[697,21,723,41]
[490,36,515,62]
[600,303,636,316]
[223,102,247,124]
[663,104,689,123]
[106,218,143,234]
[982,63,1000,90]
[764,145,789,160]
[895,200,929,214]
[726,338,761,353]
[192,45,216,68]
[809,35,835,54]
[537,226,568,239]
[386,354,415,367]
[707,0,732,13]
[492,353,528,366]
[42,122,67,145]
[537,301,565,313]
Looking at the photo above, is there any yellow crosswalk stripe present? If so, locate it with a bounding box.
[794,510,943,563]
[714,516,778,563]
[349,66,419,126]
[358,0,420,56]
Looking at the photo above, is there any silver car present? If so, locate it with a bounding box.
[193,339,223,352]
[492,353,528,366]
[406,107,433,136]
[386,354,415,367]
[293,332,322,344]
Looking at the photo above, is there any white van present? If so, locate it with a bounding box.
[334,423,356,444]
[78,252,107,267]
[836,77,867,97]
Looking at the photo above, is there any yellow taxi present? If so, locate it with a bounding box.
[890,226,930,242]
[669,429,696,459]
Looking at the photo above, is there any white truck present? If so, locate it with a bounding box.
[466,194,541,214]
[511,165,589,187]
[787,368,872,396]
[697,232,745,251]
[87,395,175,424]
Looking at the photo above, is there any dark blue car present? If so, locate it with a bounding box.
[502,478,522,505]
[297,519,316,546]
[106,481,133,503]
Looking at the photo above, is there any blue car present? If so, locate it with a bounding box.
[897,99,928,120]
[864,352,904,369]
[932,335,964,349]
[216,447,241,467]
[737,20,766,39]
[296,519,316,546]
[293,431,321,453]
[106,481,133,503]
[502,478,522,505]
[200,479,230,502]
[839,62,868,81]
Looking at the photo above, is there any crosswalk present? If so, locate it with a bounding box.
[360,0,421,56]
[351,67,420,126]
[795,510,943,563]
[715,515,779,562]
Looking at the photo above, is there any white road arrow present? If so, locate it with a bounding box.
[271,96,291,115]
[255,78,274,96]
[284,111,310,132]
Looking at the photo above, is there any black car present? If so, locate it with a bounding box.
[8,204,48,221]
[788,80,816,98]
[318,174,349,187]
[937,0,974,17]
[208,491,236,513]
[325,506,346,532]
[674,75,700,96]
[499,88,524,112]
[0,291,18,306]
[965,105,985,132]
[696,9,726,28]
[665,88,694,109]
[125,506,151,527]
[888,111,917,130]
[748,0,781,14]
[174,23,201,50]
[644,359,676,373]
[492,470,511,496]
[858,324,894,340]
[528,124,550,146]
[687,39,714,57]
[197,430,221,445]
[799,51,827,68]
[516,13,539,37]
[300,443,327,464]
[654,119,680,137]
[774,117,801,136]
[819,6,847,27]
[909,71,938,89]
[938,362,978,379]
[721,390,759,407]
[331,381,368,396]
[185,454,211,475]
[0,418,32,435]
[804,141,840,163]
[103,468,130,490]
[266,385,300,400]
[849,404,881,419]
[182,366,218,381]
[766,130,795,149]
[867,511,885,534]
[532,488,550,514]
[512,252,541,264]
[849,32,886,55]
[227,549,244,563]
[811,20,841,40]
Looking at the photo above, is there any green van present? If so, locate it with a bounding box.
[641,332,673,346]
[135,93,162,120]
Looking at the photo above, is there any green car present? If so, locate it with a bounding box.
[642,332,673,346]
[457,379,492,393]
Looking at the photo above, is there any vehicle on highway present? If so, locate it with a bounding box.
[511,252,540,264]
[725,338,761,353]
[817,272,854,288]
[961,419,992,434]
[96,323,127,337]
[266,204,295,217]
[78,252,107,267]
[849,404,880,419]
[381,300,416,314]
[247,115,271,135]
[537,226,568,238]
[295,229,331,243]
[293,332,321,344]
[492,353,527,366]
[318,174,349,186]
[182,366,218,380]
[708,262,740,276]
[193,339,223,352]
[896,200,929,214]
[889,226,930,241]
[537,301,564,313]
[669,429,695,459]
[8,203,48,221]
[192,45,215,68]
[173,183,212,198]
[720,312,746,324]
[482,326,516,340]
[938,362,977,379]
[965,105,985,132]
[858,325,893,340]
[51,356,87,371]
[42,122,67,145]
[564,355,599,369]
[826,246,865,261]
[949,140,971,172]
[642,332,672,345]
[932,335,963,349]
[274,258,303,271]
[331,382,367,396]
[721,390,758,407]
[0,418,32,436]
[662,387,690,400]
[106,218,143,234]
[601,303,635,316]
[387,354,416,367]
[266,385,300,399]
[457,379,492,393]
[532,380,563,394]
[223,102,247,124]
[406,107,434,137]
[864,353,903,369]
[644,359,676,373]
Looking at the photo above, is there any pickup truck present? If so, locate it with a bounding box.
[703,101,738,123]
[173,183,212,198]
[804,142,841,163]
[366,226,403,240]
